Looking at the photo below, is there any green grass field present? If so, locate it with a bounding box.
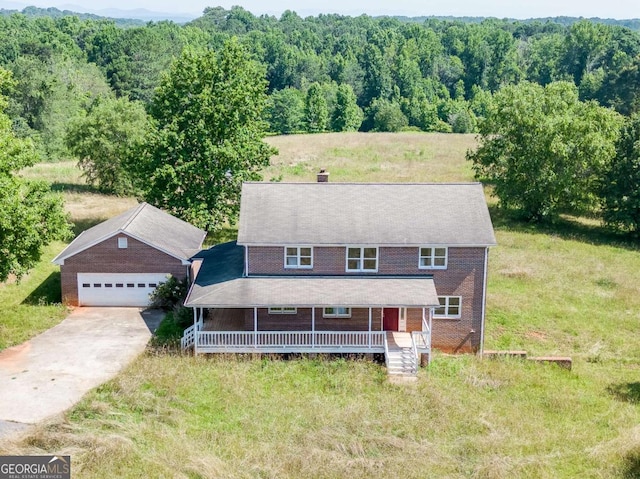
[3,132,640,478]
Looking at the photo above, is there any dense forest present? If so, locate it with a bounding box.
[1,6,640,160]
[1,5,639,281]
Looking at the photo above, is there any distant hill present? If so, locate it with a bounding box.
[0,6,146,26]
[392,15,640,30]
[0,3,197,24]
[0,4,638,31]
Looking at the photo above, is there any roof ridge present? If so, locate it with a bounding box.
[120,202,147,232]
[243,182,483,186]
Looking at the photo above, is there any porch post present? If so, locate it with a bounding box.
[368,307,372,348]
[311,307,316,349]
[428,307,433,365]
[253,307,258,347]
[192,307,198,356]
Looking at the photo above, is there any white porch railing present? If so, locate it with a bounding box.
[181,324,196,350]
[194,331,385,354]
[181,315,204,350]
[411,317,432,364]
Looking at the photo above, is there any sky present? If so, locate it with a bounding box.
[3,0,639,19]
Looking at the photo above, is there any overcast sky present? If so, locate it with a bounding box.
[6,0,639,19]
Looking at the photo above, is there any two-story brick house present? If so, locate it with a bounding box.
[183,177,496,372]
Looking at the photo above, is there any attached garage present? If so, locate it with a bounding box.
[77,273,172,307]
[53,203,206,307]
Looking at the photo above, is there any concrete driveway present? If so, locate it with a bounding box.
[0,308,163,430]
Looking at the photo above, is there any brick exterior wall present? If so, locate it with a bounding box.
[240,245,488,353]
[240,307,385,332]
[60,234,188,305]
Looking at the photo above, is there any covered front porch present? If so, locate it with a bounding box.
[182,242,438,371]
[182,306,433,369]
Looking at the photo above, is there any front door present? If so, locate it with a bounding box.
[383,308,399,331]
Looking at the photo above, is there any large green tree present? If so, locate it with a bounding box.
[136,40,276,231]
[0,69,71,281]
[602,114,640,235]
[331,83,363,132]
[303,82,329,133]
[66,96,149,195]
[468,81,622,221]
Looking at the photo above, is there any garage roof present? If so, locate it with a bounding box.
[53,203,206,265]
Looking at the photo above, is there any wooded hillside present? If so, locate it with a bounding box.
[2,7,640,160]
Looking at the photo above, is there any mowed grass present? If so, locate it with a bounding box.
[3,132,640,478]
[265,132,477,183]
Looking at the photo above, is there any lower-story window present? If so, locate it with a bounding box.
[268,307,298,314]
[323,307,352,318]
[433,296,461,318]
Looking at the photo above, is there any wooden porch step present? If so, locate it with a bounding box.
[385,332,418,377]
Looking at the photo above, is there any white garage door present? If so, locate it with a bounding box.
[77,273,170,307]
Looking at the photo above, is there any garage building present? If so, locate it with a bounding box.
[53,203,206,307]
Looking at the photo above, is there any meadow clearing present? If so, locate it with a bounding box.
[2,132,639,478]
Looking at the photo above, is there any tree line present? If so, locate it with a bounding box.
[1,8,640,281]
[2,8,640,154]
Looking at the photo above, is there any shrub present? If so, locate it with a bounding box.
[150,275,188,310]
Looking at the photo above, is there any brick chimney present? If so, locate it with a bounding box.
[317,168,329,183]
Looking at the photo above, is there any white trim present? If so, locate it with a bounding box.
[53,230,194,265]
[418,246,448,269]
[238,242,497,248]
[433,296,462,319]
[323,307,352,318]
[345,246,378,272]
[284,246,313,269]
[479,247,489,355]
[398,307,407,332]
[244,245,249,277]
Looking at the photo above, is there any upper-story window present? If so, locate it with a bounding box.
[285,247,313,269]
[346,247,378,272]
[433,296,461,318]
[117,237,128,249]
[419,247,447,269]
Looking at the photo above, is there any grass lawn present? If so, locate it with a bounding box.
[2,132,640,478]
[0,242,69,350]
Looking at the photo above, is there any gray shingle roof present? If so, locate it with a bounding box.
[237,182,496,246]
[185,242,439,308]
[53,203,206,264]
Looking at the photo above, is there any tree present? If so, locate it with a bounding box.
[602,114,640,235]
[136,40,277,232]
[267,87,304,134]
[366,98,408,132]
[0,69,71,281]
[468,81,622,221]
[303,82,329,133]
[331,83,363,132]
[66,96,149,195]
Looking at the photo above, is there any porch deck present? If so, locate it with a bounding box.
[182,308,431,369]
[195,330,386,354]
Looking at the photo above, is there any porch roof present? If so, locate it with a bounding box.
[185,241,439,308]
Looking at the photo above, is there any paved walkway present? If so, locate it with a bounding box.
[0,308,163,434]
